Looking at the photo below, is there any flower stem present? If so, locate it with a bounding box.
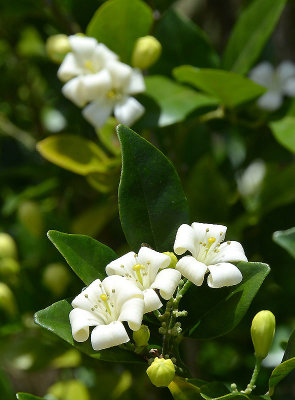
[243,357,262,394]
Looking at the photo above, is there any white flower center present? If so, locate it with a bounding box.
[83,287,116,323]
[107,89,123,101]
[121,255,151,290]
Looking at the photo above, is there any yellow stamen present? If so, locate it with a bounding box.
[84,60,95,73]
[100,293,111,315]
[208,237,216,244]
[132,264,144,285]
[107,90,117,99]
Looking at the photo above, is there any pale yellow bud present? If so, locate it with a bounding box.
[18,201,44,237]
[251,310,276,359]
[146,357,175,387]
[46,34,71,63]
[0,282,17,315]
[0,233,17,259]
[132,36,162,70]
[163,252,178,269]
[43,263,71,296]
[133,324,150,347]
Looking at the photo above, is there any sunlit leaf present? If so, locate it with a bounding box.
[17,394,44,400]
[273,227,295,259]
[269,357,295,396]
[270,116,295,154]
[169,376,202,400]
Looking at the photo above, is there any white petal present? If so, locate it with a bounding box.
[257,91,282,111]
[176,256,207,286]
[125,69,145,94]
[108,61,132,90]
[211,241,248,264]
[69,35,97,56]
[277,61,295,82]
[249,62,274,88]
[106,251,137,276]
[62,77,86,107]
[207,263,242,288]
[57,53,83,82]
[283,77,295,97]
[69,308,103,342]
[174,224,196,255]
[143,288,162,313]
[118,297,144,331]
[72,279,103,311]
[138,247,170,281]
[80,69,112,102]
[91,321,129,350]
[82,98,113,128]
[93,43,118,67]
[114,97,144,126]
[191,222,227,245]
[151,268,181,300]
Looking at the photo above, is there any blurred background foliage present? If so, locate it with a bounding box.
[1,0,295,399]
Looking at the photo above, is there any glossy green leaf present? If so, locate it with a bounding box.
[270,116,295,153]
[269,357,295,395]
[35,300,142,363]
[87,0,153,63]
[47,230,117,285]
[187,262,270,339]
[118,124,189,252]
[223,0,286,74]
[17,394,44,400]
[152,8,219,75]
[37,135,109,175]
[173,66,265,108]
[273,227,295,259]
[169,376,202,400]
[283,329,295,361]
[143,76,219,127]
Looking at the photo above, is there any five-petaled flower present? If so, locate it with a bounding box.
[174,222,247,288]
[57,35,145,128]
[69,275,144,351]
[249,61,295,111]
[106,247,181,313]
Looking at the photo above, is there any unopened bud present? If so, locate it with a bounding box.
[163,252,178,269]
[46,34,71,64]
[0,258,20,278]
[0,282,17,315]
[0,233,17,259]
[251,310,276,359]
[43,263,71,296]
[133,324,150,347]
[132,36,162,70]
[146,357,175,387]
[18,201,44,237]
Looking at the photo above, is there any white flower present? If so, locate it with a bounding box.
[237,159,266,198]
[69,275,144,351]
[249,61,295,111]
[106,247,181,313]
[174,222,247,288]
[82,61,145,128]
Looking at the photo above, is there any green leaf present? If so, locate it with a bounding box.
[187,262,270,339]
[273,227,295,259]
[270,116,295,153]
[173,66,265,108]
[142,76,218,127]
[117,124,189,252]
[37,135,109,175]
[34,300,142,363]
[17,394,44,400]
[152,8,219,75]
[283,329,295,361]
[47,230,117,285]
[223,0,286,74]
[86,0,153,63]
[269,357,295,396]
[169,376,202,400]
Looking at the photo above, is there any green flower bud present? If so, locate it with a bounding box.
[46,34,71,64]
[131,36,162,70]
[146,357,175,387]
[133,324,150,347]
[251,310,276,359]
[43,263,71,296]
[0,233,17,259]
[0,282,17,315]
[18,201,44,237]
[163,252,178,268]
[0,258,20,278]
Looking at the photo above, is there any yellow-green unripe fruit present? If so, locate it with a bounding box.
[0,282,17,315]
[251,310,276,359]
[18,201,44,237]
[146,357,175,387]
[43,263,71,296]
[131,36,162,70]
[0,258,20,277]
[0,233,17,259]
[46,34,71,64]
[133,324,150,347]
[163,252,178,269]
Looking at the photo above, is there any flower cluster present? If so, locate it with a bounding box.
[57,35,145,128]
[249,61,295,111]
[70,222,247,351]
